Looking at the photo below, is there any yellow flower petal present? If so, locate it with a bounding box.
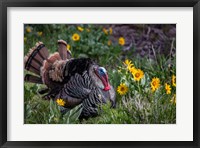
[24,37,27,42]
[26,26,32,33]
[132,69,144,81]
[37,31,43,36]
[109,27,112,34]
[77,26,84,32]
[172,75,176,87]
[107,40,112,46]
[72,33,80,41]
[103,28,108,35]
[117,83,128,95]
[151,77,160,92]
[119,37,125,46]
[165,83,171,94]
[123,59,136,73]
[66,44,70,51]
[56,98,66,106]
[170,94,176,104]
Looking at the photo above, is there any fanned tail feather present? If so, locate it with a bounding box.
[24,74,43,84]
[24,40,68,87]
[58,40,72,60]
[24,41,50,84]
[24,42,49,75]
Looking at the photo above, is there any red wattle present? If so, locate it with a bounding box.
[104,85,111,91]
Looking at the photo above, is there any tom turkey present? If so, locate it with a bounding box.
[24,40,116,119]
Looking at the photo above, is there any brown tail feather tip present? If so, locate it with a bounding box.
[57,39,71,60]
[58,40,67,45]
[24,41,50,73]
[25,42,44,58]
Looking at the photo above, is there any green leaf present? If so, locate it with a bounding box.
[62,104,83,124]
[141,74,146,86]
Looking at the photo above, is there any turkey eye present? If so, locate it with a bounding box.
[100,70,103,73]
[99,69,104,74]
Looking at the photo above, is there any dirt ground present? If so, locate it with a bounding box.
[103,24,176,59]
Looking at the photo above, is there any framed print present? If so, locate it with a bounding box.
[0,0,200,148]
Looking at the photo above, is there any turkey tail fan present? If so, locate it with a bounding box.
[24,74,43,84]
[24,41,63,86]
[57,40,72,60]
[24,41,49,75]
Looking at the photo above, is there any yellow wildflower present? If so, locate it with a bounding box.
[170,94,176,105]
[117,83,128,95]
[119,37,125,46]
[165,83,171,94]
[77,26,84,32]
[123,59,136,74]
[151,77,160,92]
[24,37,27,42]
[129,67,137,74]
[26,26,32,33]
[172,75,176,87]
[86,28,90,32]
[103,28,108,35]
[124,59,132,67]
[72,33,80,41]
[56,98,66,106]
[37,32,43,36]
[107,40,112,46]
[132,69,144,81]
[67,44,70,51]
[109,27,113,34]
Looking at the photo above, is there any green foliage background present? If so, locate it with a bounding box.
[24,24,176,124]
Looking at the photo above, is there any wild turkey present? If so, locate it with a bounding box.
[24,40,116,119]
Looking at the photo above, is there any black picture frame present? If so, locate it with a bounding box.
[0,0,199,147]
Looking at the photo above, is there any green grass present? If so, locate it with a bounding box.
[24,24,176,124]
